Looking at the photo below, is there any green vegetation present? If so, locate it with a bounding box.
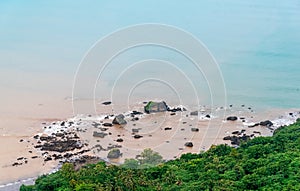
[21,119,300,190]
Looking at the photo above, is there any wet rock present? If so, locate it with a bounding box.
[191,128,199,132]
[227,116,238,121]
[102,101,112,105]
[144,101,168,113]
[93,131,108,138]
[185,142,193,147]
[259,120,273,127]
[112,114,127,125]
[107,149,122,159]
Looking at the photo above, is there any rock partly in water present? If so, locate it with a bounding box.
[226,116,238,121]
[144,101,168,114]
[107,149,122,159]
[112,114,127,125]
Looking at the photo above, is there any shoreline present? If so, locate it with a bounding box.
[0,101,300,188]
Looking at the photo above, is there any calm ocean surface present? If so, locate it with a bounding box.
[0,0,299,111]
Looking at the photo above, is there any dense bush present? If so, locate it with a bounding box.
[21,119,300,190]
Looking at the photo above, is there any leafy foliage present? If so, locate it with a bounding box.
[21,120,300,190]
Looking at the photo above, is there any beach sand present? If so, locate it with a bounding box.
[0,97,299,187]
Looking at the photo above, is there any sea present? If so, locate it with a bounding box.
[0,0,300,114]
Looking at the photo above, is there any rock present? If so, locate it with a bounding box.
[132,129,139,133]
[223,136,231,140]
[205,114,211,118]
[170,113,176,116]
[19,139,24,142]
[232,131,240,134]
[253,131,261,135]
[33,135,39,139]
[112,114,127,125]
[131,117,139,121]
[60,121,65,126]
[185,142,193,147]
[259,120,273,127]
[107,149,122,159]
[93,131,108,138]
[191,128,199,132]
[144,101,168,113]
[103,123,113,127]
[226,116,238,121]
[116,138,123,142]
[131,111,143,115]
[248,123,259,128]
[190,111,198,116]
[167,107,182,112]
[102,101,112,105]
[164,127,172,130]
[133,135,143,139]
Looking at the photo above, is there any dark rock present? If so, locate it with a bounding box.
[253,131,261,135]
[167,107,182,112]
[164,127,172,130]
[259,120,273,127]
[93,131,108,138]
[232,131,240,134]
[227,116,238,121]
[44,157,52,162]
[112,114,127,125]
[205,114,211,118]
[31,156,38,159]
[191,128,199,132]
[248,123,259,128]
[131,117,139,121]
[19,139,24,142]
[144,101,168,113]
[223,136,231,140]
[102,101,112,105]
[133,135,143,139]
[17,157,24,160]
[185,142,193,147]
[116,138,123,142]
[131,111,143,115]
[170,113,176,116]
[103,123,113,127]
[107,149,122,159]
[60,121,65,126]
[33,135,39,139]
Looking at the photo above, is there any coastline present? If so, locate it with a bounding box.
[1,99,299,188]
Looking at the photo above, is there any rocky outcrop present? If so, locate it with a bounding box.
[144,101,168,113]
[112,114,127,125]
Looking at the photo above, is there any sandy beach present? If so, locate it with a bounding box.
[1,97,299,187]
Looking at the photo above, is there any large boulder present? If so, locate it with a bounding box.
[144,101,168,113]
[107,149,122,159]
[112,114,127,125]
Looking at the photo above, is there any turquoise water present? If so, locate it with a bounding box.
[0,0,299,109]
